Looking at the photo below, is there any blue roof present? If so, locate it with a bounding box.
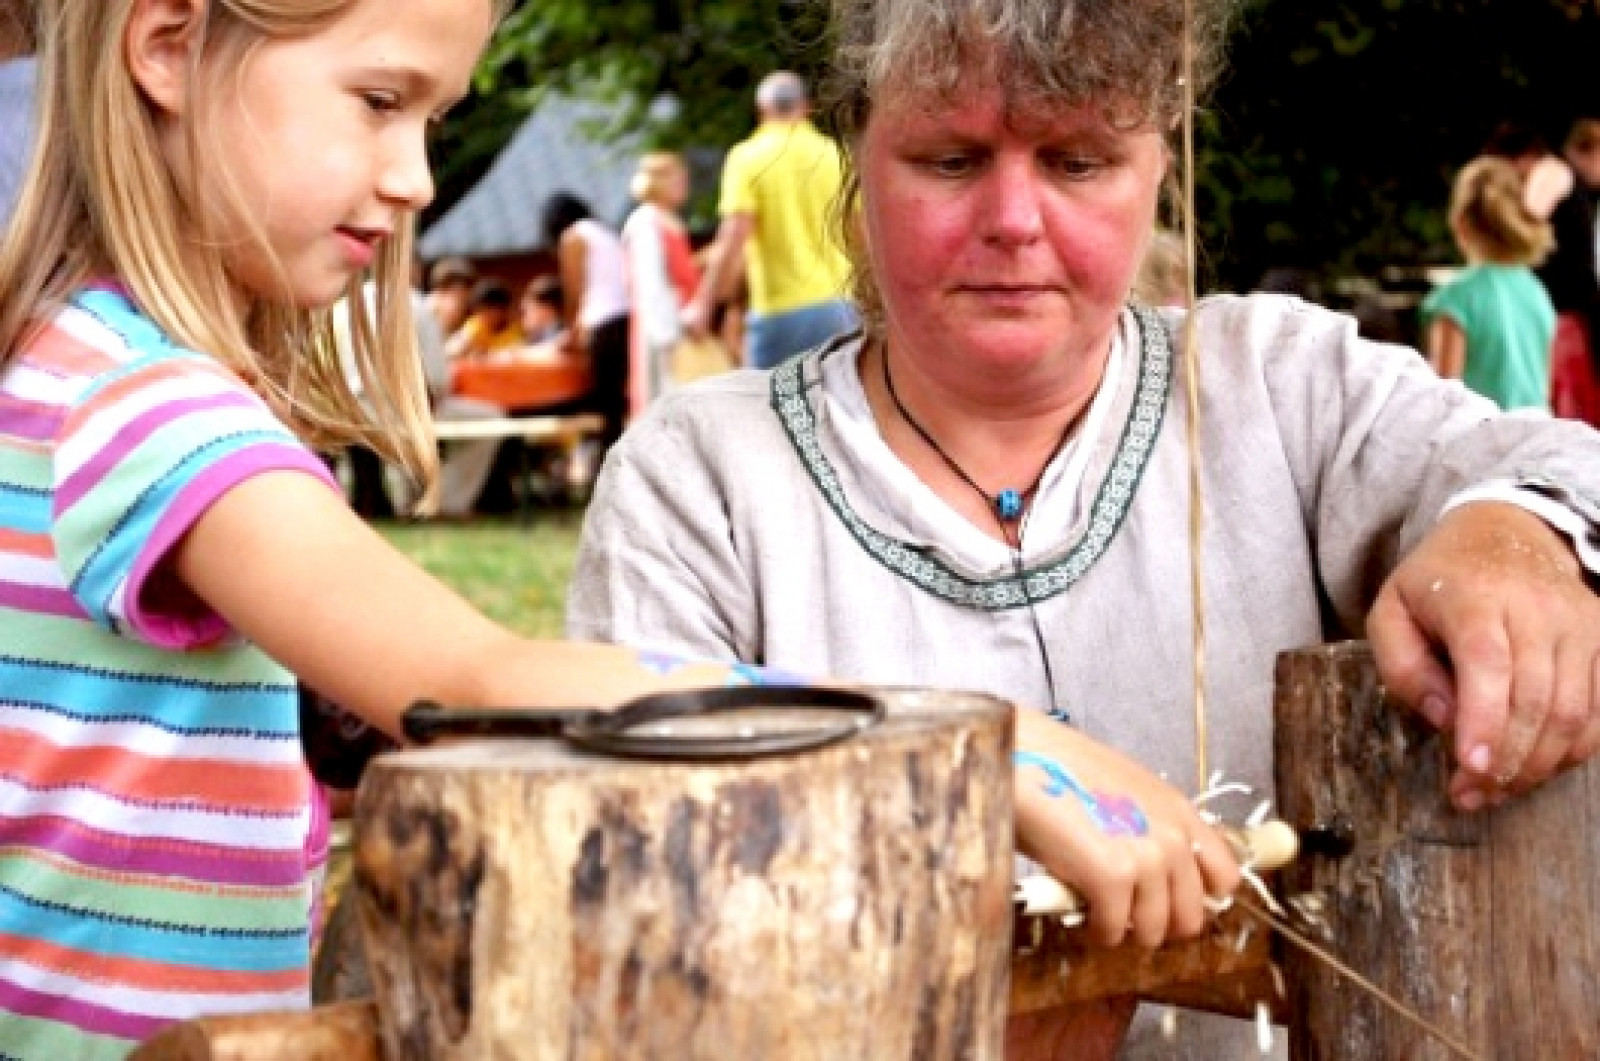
[418,94,643,260]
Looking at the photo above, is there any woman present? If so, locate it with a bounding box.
[543,192,632,446]
[571,0,1600,1055]
[622,151,703,415]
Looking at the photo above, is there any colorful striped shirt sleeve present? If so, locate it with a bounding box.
[49,301,336,650]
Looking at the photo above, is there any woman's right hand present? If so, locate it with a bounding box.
[1012,709,1240,949]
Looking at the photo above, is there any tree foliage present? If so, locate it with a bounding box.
[1201,0,1600,288]
[426,0,821,229]
[433,0,1600,289]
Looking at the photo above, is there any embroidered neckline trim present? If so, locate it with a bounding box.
[769,305,1172,611]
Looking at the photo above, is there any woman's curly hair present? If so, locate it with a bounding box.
[819,0,1237,337]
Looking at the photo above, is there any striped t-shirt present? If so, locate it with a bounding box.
[0,287,334,1059]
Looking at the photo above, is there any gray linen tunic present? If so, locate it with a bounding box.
[569,294,1600,1058]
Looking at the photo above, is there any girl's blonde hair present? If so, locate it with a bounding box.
[630,152,687,206]
[1450,156,1554,267]
[0,0,456,488]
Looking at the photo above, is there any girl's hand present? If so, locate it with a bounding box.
[1012,710,1240,949]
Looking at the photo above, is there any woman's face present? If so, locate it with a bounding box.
[857,81,1166,393]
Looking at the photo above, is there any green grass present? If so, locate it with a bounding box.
[375,510,586,638]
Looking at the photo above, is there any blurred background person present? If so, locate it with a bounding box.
[331,279,503,521]
[1131,228,1188,309]
[422,257,479,340]
[1423,156,1556,411]
[544,191,632,447]
[684,71,855,369]
[1480,120,1574,222]
[0,0,34,229]
[1539,111,1600,425]
[623,151,702,415]
[445,278,523,362]
[519,274,566,346]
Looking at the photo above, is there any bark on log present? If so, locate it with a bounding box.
[352,689,1013,1060]
[128,1001,382,1061]
[1274,641,1600,1059]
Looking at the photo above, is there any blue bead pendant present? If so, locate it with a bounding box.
[994,489,1023,522]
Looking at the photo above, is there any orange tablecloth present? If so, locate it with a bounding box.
[451,354,592,411]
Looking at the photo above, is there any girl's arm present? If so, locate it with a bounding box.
[174,470,1239,949]
[1426,315,1467,380]
[170,470,742,738]
[1012,708,1240,949]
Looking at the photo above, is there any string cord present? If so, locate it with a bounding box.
[880,349,1072,523]
[1180,0,1211,798]
[881,348,1073,718]
[1237,897,1484,1060]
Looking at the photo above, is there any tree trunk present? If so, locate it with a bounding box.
[1274,641,1600,1059]
[352,688,1013,1060]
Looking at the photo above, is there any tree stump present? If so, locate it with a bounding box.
[351,688,1014,1060]
[1274,641,1600,1059]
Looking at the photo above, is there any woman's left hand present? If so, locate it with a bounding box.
[1369,501,1600,810]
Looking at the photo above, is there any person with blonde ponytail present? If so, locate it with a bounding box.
[621,150,704,414]
[0,0,868,1055]
[1424,155,1558,411]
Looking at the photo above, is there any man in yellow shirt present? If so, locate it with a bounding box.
[685,72,857,369]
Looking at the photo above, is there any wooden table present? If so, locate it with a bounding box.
[450,350,591,412]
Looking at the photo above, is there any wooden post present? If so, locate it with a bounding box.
[352,689,1014,1060]
[1274,641,1600,1059]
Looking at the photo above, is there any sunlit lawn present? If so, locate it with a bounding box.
[375,509,586,638]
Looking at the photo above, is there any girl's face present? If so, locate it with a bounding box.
[190,0,491,309]
[856,80,1166,400]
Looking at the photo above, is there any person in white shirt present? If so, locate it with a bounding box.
[543,191,632,446]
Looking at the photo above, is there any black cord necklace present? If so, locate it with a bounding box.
[880,347,1076,722]
[880,349,1077,539]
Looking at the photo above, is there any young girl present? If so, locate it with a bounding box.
[1423,156,1558,411]
[0,0,1235,1056]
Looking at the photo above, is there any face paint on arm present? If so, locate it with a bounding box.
[726,662,813,687]
[1015,750,1150,837]
[633,651,813,687]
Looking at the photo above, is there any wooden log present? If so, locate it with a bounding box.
[351,689,1014,1060]
[128,1001,382,1061]
[1274,641,1600,1059]
[1009,906,1277,1019]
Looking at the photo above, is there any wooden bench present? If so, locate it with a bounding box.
[431,413,606,518]
[430,412,604,447]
